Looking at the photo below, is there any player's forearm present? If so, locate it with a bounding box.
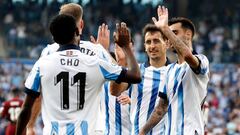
[16,106,32,135]
[140,98,168,134]
[160,26,191,56]
[110,82,129,96]
[140,111,162,134]
[27,96,41,128]
[122,46,141,83]
[160,26,199,68]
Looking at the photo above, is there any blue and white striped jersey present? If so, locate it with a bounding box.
[101,81,131,135]
[159,54,209,135]
[25,44,124,135]
[130,62,167,135]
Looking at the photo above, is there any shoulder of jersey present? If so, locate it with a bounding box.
[42,43,60,55]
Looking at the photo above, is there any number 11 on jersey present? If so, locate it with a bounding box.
[54,71,86,110]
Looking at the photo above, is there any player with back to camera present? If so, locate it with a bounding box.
[16,14,141,135]
[26,3,114,135]
[139,6,209,135]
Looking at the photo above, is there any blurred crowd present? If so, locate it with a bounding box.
[207,64,240,134]
[0,0,240,134]
[0,0,239,62]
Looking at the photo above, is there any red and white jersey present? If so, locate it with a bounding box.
[1,97,23,123]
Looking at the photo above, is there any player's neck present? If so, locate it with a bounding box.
[149,57,166,68]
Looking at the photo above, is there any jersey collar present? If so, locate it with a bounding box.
[144,57,171,68]
[57,44,80,51]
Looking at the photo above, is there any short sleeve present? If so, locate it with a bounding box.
[40,43,59,57]
[97,58,125,82]
[192,54,209,75]
[158,64,174,100]
[158,80,168,100]
[25,60,41,94]
[0,102,7,117]
[40,46,49,57]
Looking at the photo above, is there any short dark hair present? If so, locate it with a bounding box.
[11,88,20,97]
[49,14,78,45]
[168,17,195,38]
[142,24,166,40]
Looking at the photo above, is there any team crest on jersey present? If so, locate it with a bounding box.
[60,51,77,57]
[66,51,73,56]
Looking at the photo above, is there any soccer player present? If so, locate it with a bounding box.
[139,6,209,135]
[102,79,132,135]
[101,46,132,135]
[26,3,113,134]
[15,14,141,135]
[0,88,23,135]
[110,24,169,135]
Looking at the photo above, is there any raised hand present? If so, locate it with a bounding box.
[90,23,110,50]
[114,22,131,48]
[115,43,126,66]
[152,6,169,28]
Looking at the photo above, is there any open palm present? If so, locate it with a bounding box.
[152,6,169,28]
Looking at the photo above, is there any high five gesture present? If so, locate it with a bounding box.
[152,6,169,29]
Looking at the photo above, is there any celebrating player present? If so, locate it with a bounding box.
[25,3,114,134]
[110,24,169,134]
[16,14,141,135]
[140,6,209,135]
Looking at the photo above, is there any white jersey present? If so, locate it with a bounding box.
[160,54,209,135]
[101,81,131,135]
[25,44,125,135]
[40,41,112,134]
[130,62,167,135]
[41,41,111,61]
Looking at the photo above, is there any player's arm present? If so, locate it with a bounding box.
[152,6,199,69]
[26,95,42,135]
[110,43,131,96]
[115,22,141,83]
[110,23,140,96]
[16,91,39,135]
[16,59,41,135]
[90,23,119,67]
[0,107,3,117]
[90,23,110,50]
[139,96,168,135]
[0,102,7,118]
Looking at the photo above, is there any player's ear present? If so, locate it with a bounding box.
[185,29,192,41]
[78,20,84,35]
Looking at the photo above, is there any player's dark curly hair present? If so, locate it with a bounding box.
[142,24,167,40]
[49,14,78,45]
[169,17,196,38]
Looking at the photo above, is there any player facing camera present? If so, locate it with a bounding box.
[49,14,80,45]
